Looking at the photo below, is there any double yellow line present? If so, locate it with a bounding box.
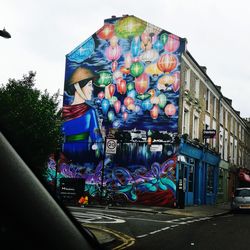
[84,224,135,250]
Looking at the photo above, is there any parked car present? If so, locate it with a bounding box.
[231,187,250,212]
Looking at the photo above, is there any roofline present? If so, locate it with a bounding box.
[185,50,248,126]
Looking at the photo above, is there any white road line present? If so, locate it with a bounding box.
[71,211,126,224]
[136,234,148,238]
[135,216,212,239]
[126,217,167,223]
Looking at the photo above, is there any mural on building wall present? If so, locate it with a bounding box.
[46,15,186,206]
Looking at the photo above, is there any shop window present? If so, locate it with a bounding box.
[207,165,214,193]
[218,169,224,194]
[188,165,194,192]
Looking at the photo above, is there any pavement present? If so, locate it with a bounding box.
[78,202,232,246]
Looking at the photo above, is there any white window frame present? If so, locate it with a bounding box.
[193,112,199,139]
[182,105,190,135]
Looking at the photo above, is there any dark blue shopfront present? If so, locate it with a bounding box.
[176,140,220,206]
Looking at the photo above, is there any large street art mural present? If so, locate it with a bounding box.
[46,15,186,206]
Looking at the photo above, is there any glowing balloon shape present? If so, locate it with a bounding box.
[96,71,112,87]
[157,54,178,73]
[105,45,122,61]
[121,105,126,113]
[108,84,115,97]
[145,63,162,77]
[115,16,146,39]
[141,40,152,51]
[112,61,118,72]
[123,112,128,121]
[141,32,151,46]
[136,93,151,100]
[97,23,115,40]
[131,36,141,57]
[108,111,115,122]
[124,53,133,69]
[130,62,144,78]
[109,96,118,106]
[120,66,130,74]
[164,34,180,53]
[135,73,149,95]
[139,49,159,64]
[98,91,105,99]
[142,99,153,111]
[114,100,121,114]
[160,33,168,45]
[127,82,135,91]
[135,105,141,113]
[164,103,176,116]
[148,88,155,97]
[153,39,164,51]
[158,93,167,109]
[157,82,167,91]
[158,74,175,86]
[127,89,137,99]
[117,78,127,94]
[113,119,121,128]
[113,70,123,80]
[124,96,134,107]
[110,36,118,47]
[101,99,110,115]
[150,96,160,105]
[127,104,135,111]
[150,105,159,119]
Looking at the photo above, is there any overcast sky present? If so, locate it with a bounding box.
[1,0,249,117]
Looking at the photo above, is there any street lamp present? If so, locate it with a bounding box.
[0,28,11,39]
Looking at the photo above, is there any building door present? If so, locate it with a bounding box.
[183,162,195,205]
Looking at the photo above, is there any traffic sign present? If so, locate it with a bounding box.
[105,139,117,154]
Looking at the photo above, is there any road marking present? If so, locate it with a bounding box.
[135,216,211,239]
[149,229,162,235]
[136,234,148,238]
[84,224,135,250]
[72,211,126,224]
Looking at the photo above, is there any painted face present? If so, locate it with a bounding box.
[82,80,93,100]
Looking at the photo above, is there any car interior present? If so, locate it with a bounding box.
[0,132,103,250]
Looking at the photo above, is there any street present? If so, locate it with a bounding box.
[68,206,250,250]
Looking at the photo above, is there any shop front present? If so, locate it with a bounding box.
[177,139,220,206]
[217,160,229,203]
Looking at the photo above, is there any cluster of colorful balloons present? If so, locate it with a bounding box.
[95,17,181,124]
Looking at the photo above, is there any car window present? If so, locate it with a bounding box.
[235,189,250,197]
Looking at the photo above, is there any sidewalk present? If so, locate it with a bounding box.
[87,201,231,218]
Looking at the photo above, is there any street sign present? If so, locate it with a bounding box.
[203,129,216,139]
[106,139,117,154]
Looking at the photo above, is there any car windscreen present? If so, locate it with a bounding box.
[235,189,250,197]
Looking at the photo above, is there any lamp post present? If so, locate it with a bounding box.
[0,28,11,39]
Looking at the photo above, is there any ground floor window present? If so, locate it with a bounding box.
[207,165,214,193]
[218,168,224,194]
